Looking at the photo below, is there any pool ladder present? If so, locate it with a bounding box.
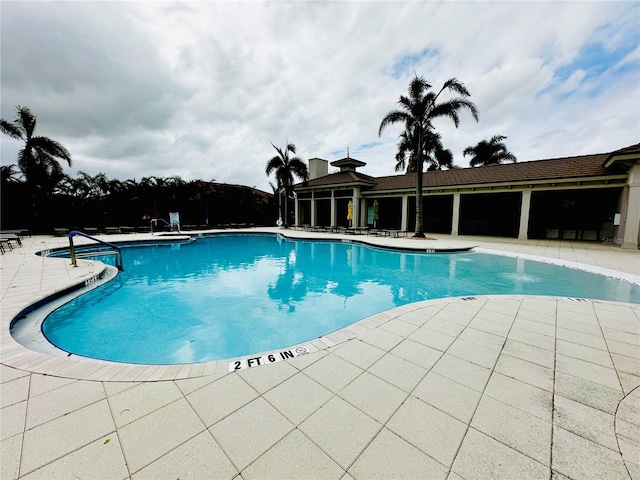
[68,230,124,272]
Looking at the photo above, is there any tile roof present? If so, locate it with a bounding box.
[371,152,615,191]
[301,171,377,188]
[608,142,640,157]
[297,145,635,193]
[604,143,640,167]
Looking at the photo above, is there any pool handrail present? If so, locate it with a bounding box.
[68,230,124,272]
[150,217,182,235]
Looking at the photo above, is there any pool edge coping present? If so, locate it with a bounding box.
[1,231,639,382]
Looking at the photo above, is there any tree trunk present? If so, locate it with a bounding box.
[414,130,425,238]
[414,166,425,238]
[283,186,289,229]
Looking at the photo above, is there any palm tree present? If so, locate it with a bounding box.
[265,142,309,228]
[379,75,478,237]
[395,129,454,173]
[53,174,77,196]
[1,106,72,197]
[464,135,517,167]
[75,171,111,199]
[427,143,455,171]
[107,178,125,195]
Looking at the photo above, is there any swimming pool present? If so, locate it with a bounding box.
[36,234,640,364]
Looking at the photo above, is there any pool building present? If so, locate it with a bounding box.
[294,143,640,249]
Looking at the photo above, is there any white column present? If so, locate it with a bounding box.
[451,193,461,236]
[311,194,317,226]
[401,195,409,231]
[330,192,336,227]
[518,190,532,240]
[621,163,640,249]
[294,196,299,226]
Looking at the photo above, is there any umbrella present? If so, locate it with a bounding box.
[347,200,353,225]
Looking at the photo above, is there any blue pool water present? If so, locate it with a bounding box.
[42,234,640,364]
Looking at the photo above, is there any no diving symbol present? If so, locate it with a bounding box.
[230,345,313,371]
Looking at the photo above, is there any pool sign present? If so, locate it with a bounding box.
[230,345,314,371]
[169,212,180,230]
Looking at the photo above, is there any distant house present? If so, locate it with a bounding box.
[293,143,640,249]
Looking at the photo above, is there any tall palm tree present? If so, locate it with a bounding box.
[464,135,517,167]
[395,129,454,173]
[379,76,478,237]
[1,106,72,197]
[265,142,309,228]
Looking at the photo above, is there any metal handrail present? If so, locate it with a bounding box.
[150,218,181,235]
[68,230,124,271]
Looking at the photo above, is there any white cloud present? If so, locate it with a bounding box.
[1,1,638,191]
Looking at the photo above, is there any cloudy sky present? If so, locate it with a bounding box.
[1,1,638,192]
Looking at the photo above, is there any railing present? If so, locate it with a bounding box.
[150,218,182,235]
[68,230,124,272]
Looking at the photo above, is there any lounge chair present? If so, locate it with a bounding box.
[348,226,369,235]
[0,229,29,238]
[387,230,410,238]
[0,234,22,247]
[0,239,13,253]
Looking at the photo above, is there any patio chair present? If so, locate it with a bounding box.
[0,234,22,247]
[0,239,12,253]
[0,229,29,238]
[388,230,410,238]
[367,228,389,237]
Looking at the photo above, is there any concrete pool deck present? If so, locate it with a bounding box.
[1,229,639,479]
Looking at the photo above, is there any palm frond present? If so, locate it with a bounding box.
[289,158,309,181]
[441,77,472,97]
[16,106,37,139]
[0,119,23,139]
[378,110,410,136]
[31,136,72,165]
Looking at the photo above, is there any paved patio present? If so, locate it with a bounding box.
[1,229,639,479]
